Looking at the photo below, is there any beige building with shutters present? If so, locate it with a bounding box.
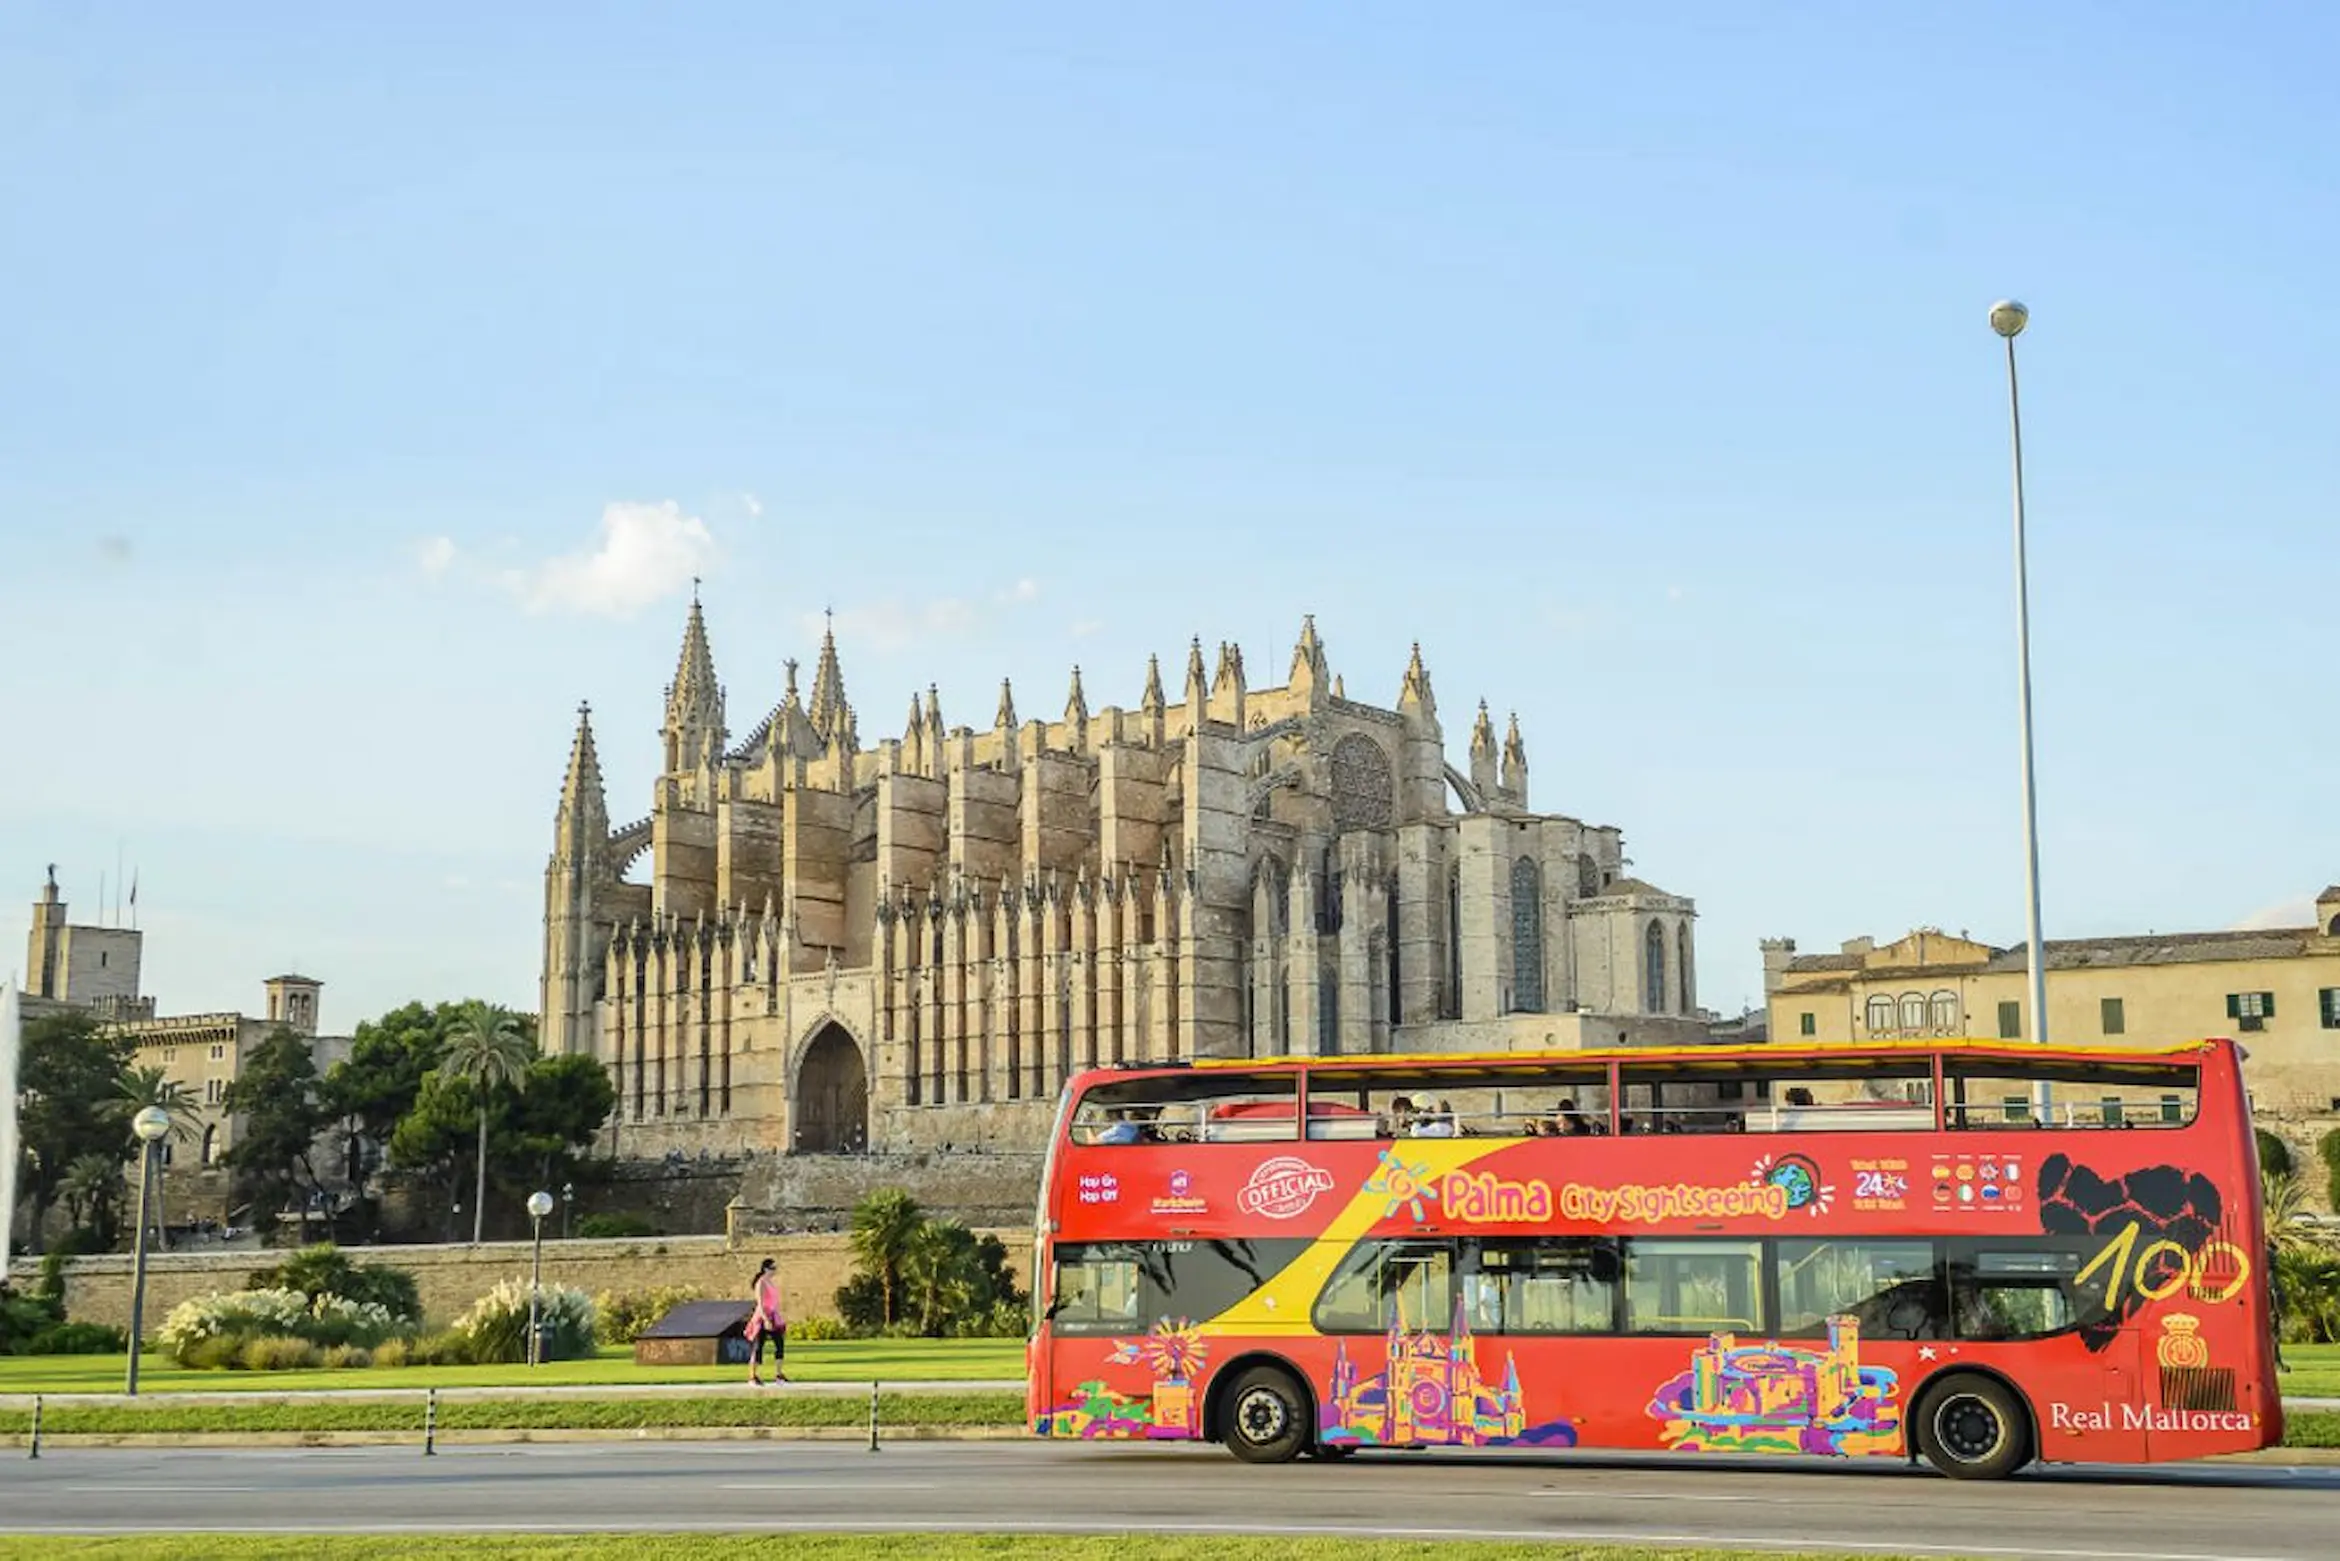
[1762,885,2340,1136]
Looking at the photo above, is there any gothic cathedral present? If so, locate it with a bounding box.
[541,599,1702,1158]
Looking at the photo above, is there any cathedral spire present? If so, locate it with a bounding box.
[1140,653,1165,715]
[995,677,1017,732]
[1064,665,1088,724]
[808,613,849,740]
[663,595,724,774]
[1184,636,1208,705]
[560,702,607,820]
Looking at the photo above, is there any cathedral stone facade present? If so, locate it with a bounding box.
[541,600,1703,1158]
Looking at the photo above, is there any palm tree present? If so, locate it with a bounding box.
[60,1153,126,1246]
[2263,1167,2335,1258]
[850,1188,925,1327]
[440,1003,534,1244]
[118,1066,201,1251]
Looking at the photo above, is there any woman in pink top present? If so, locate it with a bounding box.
[746,1257,788,1385]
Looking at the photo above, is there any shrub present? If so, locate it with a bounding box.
[370,1338,410,1369]
[2258,1128,2295,1179]
[0,1287,65,1355]
[787,1314,850,1342]
[2277,1247,2340,1344]
[593,1285,708,1345]
[248,1243,423,1327]
[451,1278,596,1365]
[835,1192,1027,1338]
[155,1287,406,1368]
[578,1213,657,1239]
[240,1336,323,1372]
[321,1344,374,1370]
[2322,1129,2340,1213]
[24,1321,127,1356]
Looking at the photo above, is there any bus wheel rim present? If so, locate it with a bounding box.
[1936,1396,2002,1462]
[1237,1386,1289,1443]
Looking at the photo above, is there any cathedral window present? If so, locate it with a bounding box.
[1510,857,1544,1013]
[1385,877,1402,1024]
[1578,855,1599,897]
[1328,734,1394,832]
[1642,921,1666,1014]
[1444,866,1462,1019]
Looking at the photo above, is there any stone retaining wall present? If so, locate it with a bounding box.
[29,1228,1030,1334]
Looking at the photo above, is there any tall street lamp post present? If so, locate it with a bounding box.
[526,1189,555,1367]
[125,1106,173,1395]
[1991,298,2053,1121]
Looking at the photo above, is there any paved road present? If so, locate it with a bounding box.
[6,1441,2340,1557]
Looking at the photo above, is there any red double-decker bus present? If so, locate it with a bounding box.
[1027,1038,2277,1479]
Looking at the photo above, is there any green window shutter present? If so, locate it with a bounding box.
[2226,993,2240,1019]
[2263,992,2276,1018]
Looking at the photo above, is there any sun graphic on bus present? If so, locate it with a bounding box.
[1110,1318,1209,1382]
[1367,1149,1441,1225]
[1750,1153,1835,1217]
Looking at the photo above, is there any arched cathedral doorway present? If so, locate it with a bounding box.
[793,1022,869,1154]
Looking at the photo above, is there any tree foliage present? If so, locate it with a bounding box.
[221,1029,333,1241]
[14,1011,136,1243]
[385,1046,613,1239]
[837,1189,1025,1336]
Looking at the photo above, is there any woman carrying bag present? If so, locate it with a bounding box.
[746,1257,789,1385]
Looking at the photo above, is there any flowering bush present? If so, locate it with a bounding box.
[156,1286,407,1368]
[452,1278,596,1364]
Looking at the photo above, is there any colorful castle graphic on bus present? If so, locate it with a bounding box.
[1647,1315,1902,1456]
[1321,1298,1578,1449]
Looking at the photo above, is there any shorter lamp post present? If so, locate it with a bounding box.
[526,1189,555,1367]
[125,1107,173,1396]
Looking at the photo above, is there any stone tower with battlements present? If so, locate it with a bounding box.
[541,602,1704,1158]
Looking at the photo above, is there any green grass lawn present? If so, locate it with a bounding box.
[0,1540,1991,1561]
[0,1339,1023,1396]
[2279,1341,2340,1397]
[0,1390,1022,1436]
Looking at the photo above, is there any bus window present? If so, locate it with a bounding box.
[1473,1238,1621,1334]
[1774,1237,1946,1340]
[1313,1240,1455,1334]
[1071,1073,1301,1144]
[1625,1053,1933,1135]
[1624,1239,1764,1334]
[1947,1239,2116,1341]
[1133,1239,1312,1323]
[1049,1243,1143,1336]
[1306,1063,1610,1139]
[1944,1058,2198,1130]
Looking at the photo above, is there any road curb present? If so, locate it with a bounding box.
[0,1425,1032,1449]
[0,1380,1024,1409]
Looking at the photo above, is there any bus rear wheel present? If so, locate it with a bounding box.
[1221,1364,1310,1464]
[1915,1373,2033,1481]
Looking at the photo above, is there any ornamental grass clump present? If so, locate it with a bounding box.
[156,1286,408,1369]
[451,1277,596,1364]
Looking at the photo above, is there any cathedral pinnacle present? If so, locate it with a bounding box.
[557,701,609,844]
[1140,653,1165,714]
[808,616,849,740]
[924,683,944,736]
[1064,665,1088,723]
[906,691,926,734]
[663,595,724,775]
[1503,711,1526,766]
[1398,641,1436,717]
[1184,637,1208,703]
[1470,700,1497,758]
[995,677,1017,731]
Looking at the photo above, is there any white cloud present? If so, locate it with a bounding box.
[1069,619,1104,639]
[2230,897,2314,931]
[501,501,716,619]
[415,536,458,578]
[997,577,1040,604]
[742,492,765,518]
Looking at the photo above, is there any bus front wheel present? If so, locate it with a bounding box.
[1221,1365,1310,1464]
[1915,1373,2033,1481]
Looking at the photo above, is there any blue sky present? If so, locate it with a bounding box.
[2,3,2332,1031]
